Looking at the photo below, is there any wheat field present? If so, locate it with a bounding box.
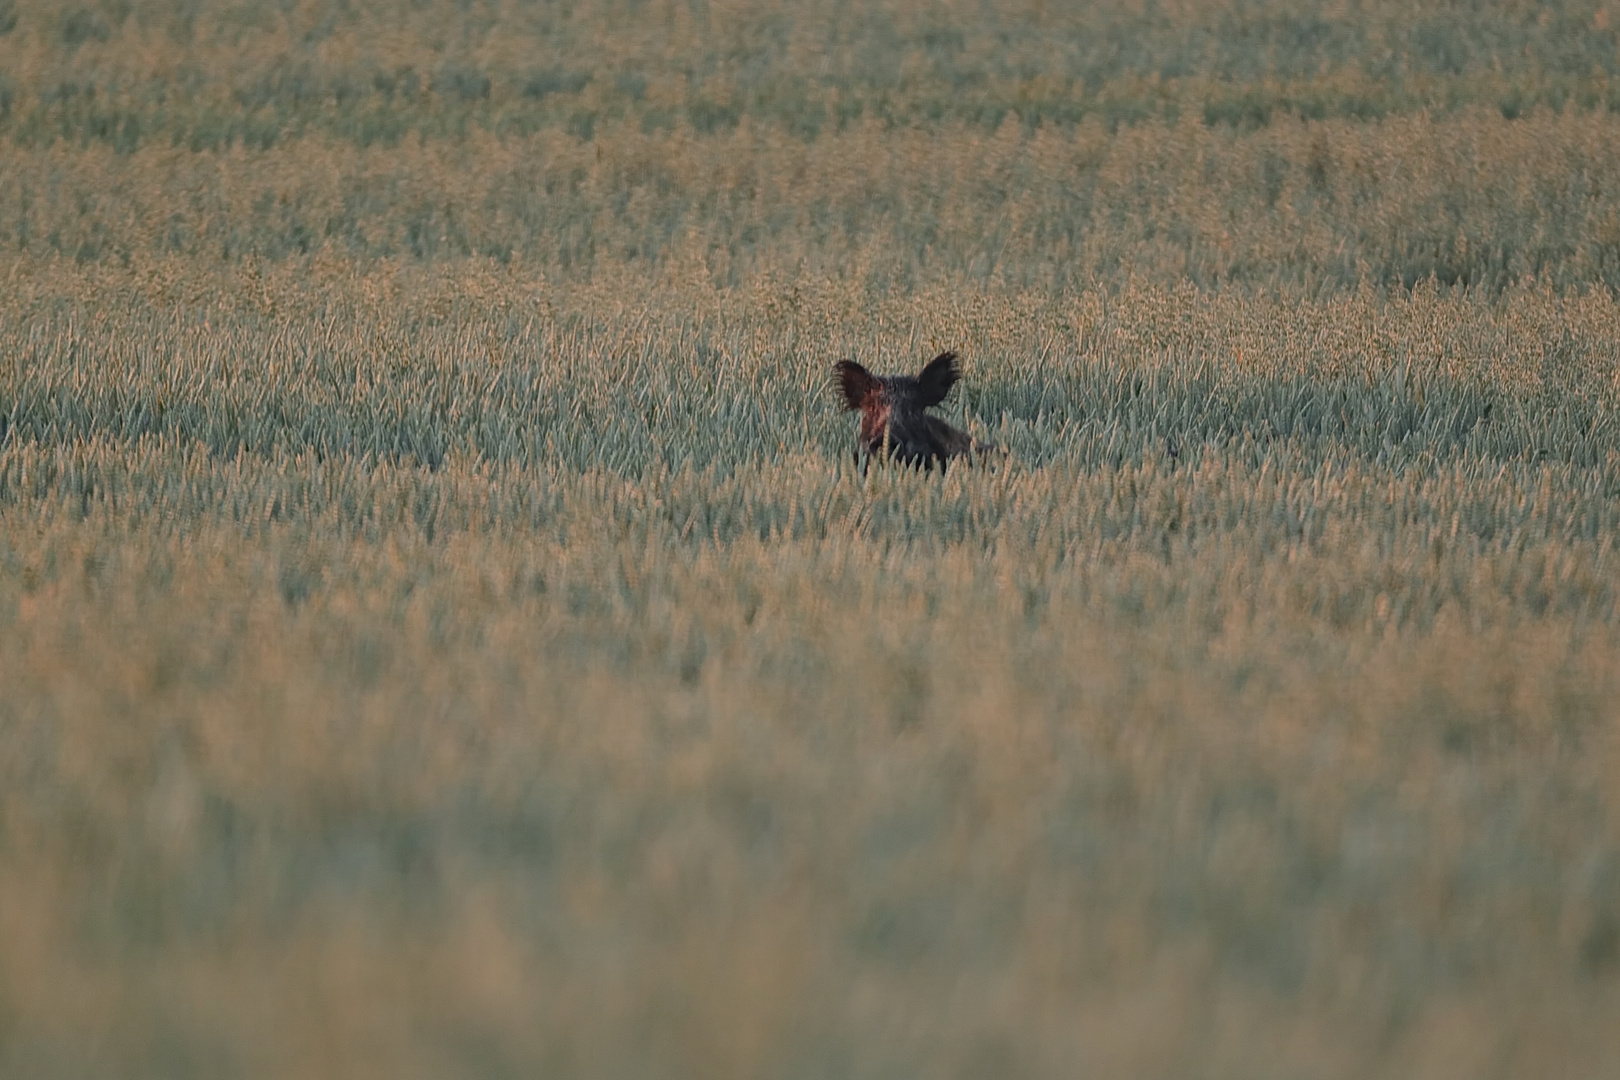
[3,2,1620,1078]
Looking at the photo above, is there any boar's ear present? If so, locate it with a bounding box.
[916,351,961,407]
[835,360,878,410]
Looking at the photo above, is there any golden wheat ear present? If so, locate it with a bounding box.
[915,351,961,407]
[834,360,878,410]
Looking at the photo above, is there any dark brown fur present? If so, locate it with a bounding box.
[834,352,998,469]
